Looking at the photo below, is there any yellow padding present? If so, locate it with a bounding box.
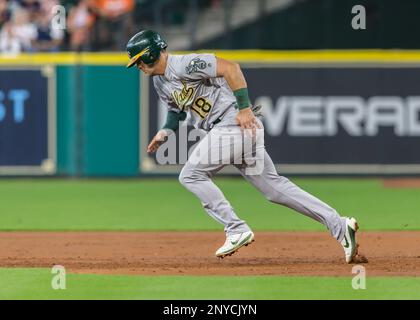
[1,50,420,66]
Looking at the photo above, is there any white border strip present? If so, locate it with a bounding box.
[139,72,150,173]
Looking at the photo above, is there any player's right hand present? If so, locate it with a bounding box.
[236,107,262,137]
[147,129,169,153]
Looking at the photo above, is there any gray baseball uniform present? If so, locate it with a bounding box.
[153,53,347,241]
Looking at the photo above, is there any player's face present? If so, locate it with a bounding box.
[136,52,167,76]
[136,60,158,76]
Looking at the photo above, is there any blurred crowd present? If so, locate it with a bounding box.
[0,0,136,53]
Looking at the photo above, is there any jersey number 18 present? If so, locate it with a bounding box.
[191,97,212,119]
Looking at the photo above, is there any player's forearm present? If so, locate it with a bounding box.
[222,62,248,91]
[162,110,187,132]
[216,58,251,110]
[217,58,246,88]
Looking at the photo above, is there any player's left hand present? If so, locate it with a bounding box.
[147,129,169,154]
[236,107,262,133]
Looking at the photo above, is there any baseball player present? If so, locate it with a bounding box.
[126,30,360,263]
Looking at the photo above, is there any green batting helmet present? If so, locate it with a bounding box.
[126,30,168,68]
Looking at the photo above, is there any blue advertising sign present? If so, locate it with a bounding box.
[0,68,56,174]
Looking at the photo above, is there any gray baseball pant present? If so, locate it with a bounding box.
[178,123,346,241]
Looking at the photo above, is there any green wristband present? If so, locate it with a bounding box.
[163,111,187,132]
[233,88,251,110]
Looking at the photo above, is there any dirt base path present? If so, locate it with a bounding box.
[1,231,419,276]
[383,178,420,188]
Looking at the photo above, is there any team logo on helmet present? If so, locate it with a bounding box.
[156,40,167,49]
[186,58,208,75]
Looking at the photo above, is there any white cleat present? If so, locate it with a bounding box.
[340,217,359,263]
[215,231,255,259]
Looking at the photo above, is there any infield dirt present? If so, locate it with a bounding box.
[1,231,419,276]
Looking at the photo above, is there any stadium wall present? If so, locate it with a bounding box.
[58,64,140,176]
[1,51,420,176]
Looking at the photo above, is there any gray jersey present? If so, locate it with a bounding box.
[153,53,238,131]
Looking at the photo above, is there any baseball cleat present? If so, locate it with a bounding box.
[215,231,255,258]
[340,217,359,263]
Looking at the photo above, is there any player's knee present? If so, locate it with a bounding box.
[265,191,287,205]
[178,170,189,186]
[265,193,277,203]
[178,167,200,186]
[179,164,210,187]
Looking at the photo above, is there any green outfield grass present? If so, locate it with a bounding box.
[1,178,419,300]
[0,268,419,300]
[0,178,418,231]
